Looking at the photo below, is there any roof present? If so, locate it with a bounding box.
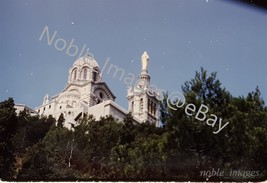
[94,82,116,100]
[73,56,99,68]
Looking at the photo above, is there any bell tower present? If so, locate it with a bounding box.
[127,51,159,126]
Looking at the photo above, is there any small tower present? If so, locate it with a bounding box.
[127,51,159,126]
[43,94,49,105]
[68,55,101,85]
[66,55,104,107]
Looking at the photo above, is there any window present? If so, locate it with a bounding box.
[132,101,134,112]
[140,98,143,111]
[72,69,77,81]
[151,102,154,115]
[93,70,97,82]
[49,105,51,109]
[99,92,103,99]
[147,99,156,115]
[83,67,88,79]
[148,99,151,114]
[153,103,156,116]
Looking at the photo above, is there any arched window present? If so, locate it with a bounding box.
[153,103,156,116]
[132,101,134,112]
[148,99,151,114]
[140,98,143,111]
[93,71,97,82]
[72,69,77,81]
[99,92,103,99]
[83,67,88,80]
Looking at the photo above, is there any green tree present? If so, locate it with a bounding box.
[57,113,65,128]
[0,98,18,180]
[13,113,55,178]
[18,125,77,180]
[73,115,123,179]
[17,142,54,180]
[9,68,267,181]
[14,113,55,153]
[160,68,267,181]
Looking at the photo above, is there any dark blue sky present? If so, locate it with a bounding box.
[0,0,266,109]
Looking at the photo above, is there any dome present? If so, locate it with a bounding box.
[73,55,99,68]
[68,55,102,84]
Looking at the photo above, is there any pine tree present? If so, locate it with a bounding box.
[57,113,65,128]
[0,98,18,180]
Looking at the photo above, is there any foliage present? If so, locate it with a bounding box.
[0,68,266,181]
[0,98,17,180]
[57,113,65,128]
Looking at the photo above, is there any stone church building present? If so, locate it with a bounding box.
[35,52,160,128]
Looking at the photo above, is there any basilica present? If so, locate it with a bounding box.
[35,52,160,128]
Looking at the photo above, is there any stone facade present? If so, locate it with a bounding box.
[127,52,159,126]
[35,52,159,128]
[15,104,38,116]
